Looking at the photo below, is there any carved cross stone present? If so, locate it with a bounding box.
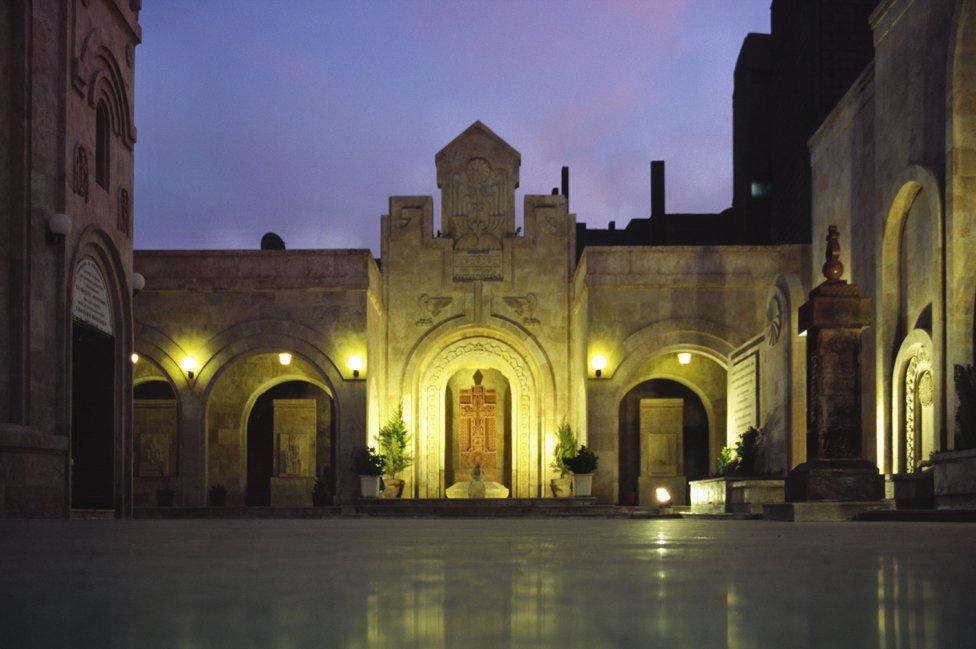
[459,384,498,476]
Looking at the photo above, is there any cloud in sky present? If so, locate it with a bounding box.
[134,1,770,253]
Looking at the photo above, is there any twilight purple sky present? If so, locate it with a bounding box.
[134,1,770,254]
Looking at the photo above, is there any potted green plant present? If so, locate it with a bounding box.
[717,426,765,477]
[208,483,227,507]
[377,406,412,498]
[550,421,578,497]
[311,467,334,506]
[156,477,176,507]
[352,446,386,498]
[564,445,598,497]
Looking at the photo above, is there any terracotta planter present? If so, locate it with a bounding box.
[550,477,573,498]
[572,473,593,497]
[360,475,381,498]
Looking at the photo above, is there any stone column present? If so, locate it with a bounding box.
[787,226,883,502]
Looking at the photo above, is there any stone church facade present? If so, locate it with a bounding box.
[1,0,974,515]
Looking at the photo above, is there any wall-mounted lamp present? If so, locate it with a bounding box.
[47,213,72,245]
[591,355,607,378]
[348,354,364,379]
[677,352,692,365]
[130,353,140,364]
[799,329,808,337]
[278,352,292,366]
[132,272,145,296]
[655,487,672,505]
[179,355,199,380]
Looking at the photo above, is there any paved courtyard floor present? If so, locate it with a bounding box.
[1,518,974,648]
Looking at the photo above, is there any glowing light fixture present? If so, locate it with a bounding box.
[47,212,71,244]
[655,487,672,505]
[179,355,199,379]
[591,355,607,378]
[130,353,139,364]
[348,354,364,378]
[799,329,808,337]
[278,352,293,366]
[677,352,692,365]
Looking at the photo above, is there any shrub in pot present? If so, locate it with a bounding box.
[564,445,599,497]
[717,426,766,477]
[352,446,386,498]
[550,421,578,497]
[208,484,227,507]
[377,406,412,498]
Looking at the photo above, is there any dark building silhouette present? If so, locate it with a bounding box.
[577,0,879,254]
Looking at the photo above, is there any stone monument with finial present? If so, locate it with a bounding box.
[784,225,885,507]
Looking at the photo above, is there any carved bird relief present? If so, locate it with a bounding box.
[416,294,454,326]
[503,294,540,326]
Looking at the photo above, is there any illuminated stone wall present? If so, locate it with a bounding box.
[809,0,969,472]
[132,249,378,505]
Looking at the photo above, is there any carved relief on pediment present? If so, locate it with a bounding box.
[449,157,507,251]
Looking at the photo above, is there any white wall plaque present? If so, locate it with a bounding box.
[72,257,113,335]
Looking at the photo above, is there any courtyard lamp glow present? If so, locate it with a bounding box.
[348,354,364,378]
[278,352,292,366]
[130,353,139,364]
[677,352,692,365]
[655,487,672,505]
[179,355,199,379]
[591,355,607,378]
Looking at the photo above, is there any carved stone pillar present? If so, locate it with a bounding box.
[787,226,884,502]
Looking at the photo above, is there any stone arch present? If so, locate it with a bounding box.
[239,375,335,506]
[411,333,549,498]
[401,317,556,402]
[203,349,337,504]
[611,320,735,386]
[75,30,135,148]
[878,166,946,472]
[67,225,134,515]
[892,330,936,473]
[132,355,181,507]
[617,376,714,505]
[946,0,976,441]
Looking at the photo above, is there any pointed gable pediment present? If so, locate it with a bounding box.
[436,122,521,246]
[435,121,521,173]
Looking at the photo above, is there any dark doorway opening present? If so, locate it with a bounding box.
[71,321,115,509]
[245,381,334,506]
[618,379,709,506]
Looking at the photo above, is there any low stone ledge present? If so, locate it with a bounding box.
[763,501,893,522]
[689,477,784,514]
[930,448,976,509]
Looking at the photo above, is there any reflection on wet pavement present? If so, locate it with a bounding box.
[1,519,973,648]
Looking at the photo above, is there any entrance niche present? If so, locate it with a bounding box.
[618,379,709,506]
[70,256,117,510]
[444,368,512,489]
[892,335,935,474]
[245,381,334,507]
[133,380,178,506]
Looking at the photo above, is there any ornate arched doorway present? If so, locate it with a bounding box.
[893,332,936,474]
[413,336,542,498]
